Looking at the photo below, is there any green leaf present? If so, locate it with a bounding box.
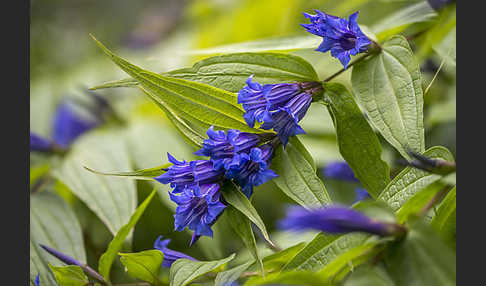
[84,164,170,181]
[169,254,236,286]
[342,265,395,286]
[53,130,137,235]
[272,137,331,207]
[351,35,425,159]
[378,146,454,210]
[226,206,264,275]
[215,260,254,286]
[49,264,89,286]
[372,1,437,41]
[30,191,86,265]
[93,52,318,93]
[396,180,447,223]
[221,183,274,247]
[30,235,59,286]
[98,189,157,282]
[119,250,164,285]
[431,186,456,249]
[322,82,390,198]
[384,221,456,286]
[91,35,263,133]
[244,270,327,286]
[282,233,368,272]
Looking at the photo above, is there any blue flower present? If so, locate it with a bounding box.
[302,10,371,69]
[30,132,54,152]
[322,161,359,182]
[279,205,401,236]
[39,244,83,266]
[354,188,371,203]
[238,76,320,146]
[225,144,278,198]
[194,126,260,170]
[170,183,226,245]
[52,100,100,148]
[154,236,197,267]
[35,274,40,286]
[155,154,224,193]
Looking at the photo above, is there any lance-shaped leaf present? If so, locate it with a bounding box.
[91,35,263,133]
[431,186,456,249]
[322,82,390,198]
[92,52,318,93]
[225,206,264,275]
[30,191,86,266]
[84,164,170,181]
[351,35,425,159]
[119,250,164,285]
[169,254,236,286]
[49,264,89,286]
[272,137,331,208]
[53,130,137,235]
[378,146,454,210]
[98,189,157,282]
[215,260,254,286]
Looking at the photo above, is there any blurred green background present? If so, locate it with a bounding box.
[30,0,455,283]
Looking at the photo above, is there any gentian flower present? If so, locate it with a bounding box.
[194,126,260,170]
[322,161,359,182]
[155,154,224,193]
[238,76,321,146]
[169,183,226,245]
[225,144,278,198]
[35,274,40,286]
[279,205,404,237]
[154,236,197,267]
[30,132,54,152]
[301,10,371,69]
[354,188,371,202]
[39,244,83,266]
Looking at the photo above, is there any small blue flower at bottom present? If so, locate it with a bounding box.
[322,161,359,183]
[225,144,278,198]
[301,10,371,69]
[170,183,226,245]
[194,126,260,170]
[154,236,197,267]
[279,205,402,237]
[35,274,40,286]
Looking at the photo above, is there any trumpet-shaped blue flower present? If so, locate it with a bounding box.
[225,144,278,198]
[279,205,402,236]
[302,10,371,69]
[170,183,226,245]
[39,244,83,266]
[322,161,359,182]
[35,274,40,286]
[154,236,197,267]
[155,154,224,193]
[238,76,320,146]
[30,132,54,152]
[194,126,260,170]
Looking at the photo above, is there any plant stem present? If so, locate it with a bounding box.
[419,186,450,217]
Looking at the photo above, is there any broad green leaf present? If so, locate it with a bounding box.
[351,35,425,159]
[378,146,454,210]
[30,235,59,286]
[84,164,170,181]
[433,26,456,68]
[91,35,263,133]
[244,270,327,286]
[53,130,137,235]
[221,183,274,247]
[431,186,456,249]
[93,52,318,93]
[372,1,437,41]
[98,189,157,281]
[215,260,254,286]
[169,254,236,286]
[226,206,264,275]
[272,137,331,208]
[49,264,89,286]
[396,180,447,223]
[322,82,390,198]
[384,221,456,286]
[342,265,395,286]
[282,233,368,272]
[119,250,164,285]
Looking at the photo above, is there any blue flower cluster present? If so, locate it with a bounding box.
[155,126,278,244]
[301,10,371,68]
[238,76,322,146]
